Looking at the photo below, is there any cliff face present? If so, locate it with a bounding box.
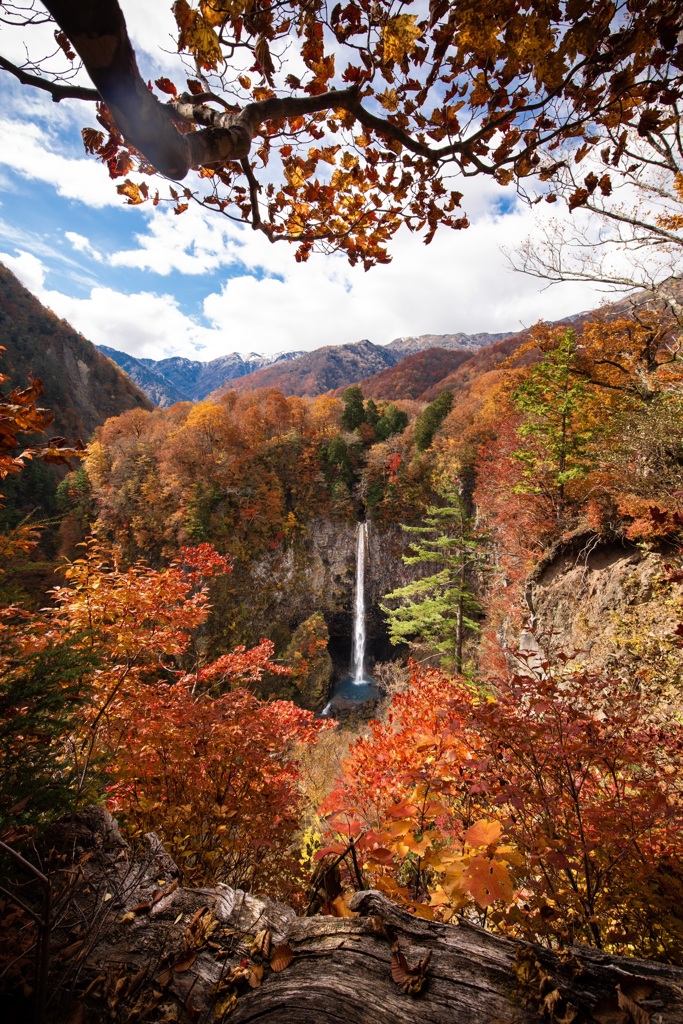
[524,536,683,693]
[216,519,413,672]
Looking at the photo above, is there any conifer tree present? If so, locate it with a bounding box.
[511,330,595,523]
[381,482,484,672]
[413,392,454,451]
[341,387,366,432]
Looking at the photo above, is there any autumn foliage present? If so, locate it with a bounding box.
[7,0,673,267]
[320,662,683,961]
[1,530,331,899]
[107,684,327,898]
[3,295,683,984]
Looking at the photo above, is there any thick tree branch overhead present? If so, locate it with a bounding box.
[4,0,683,265]
[41,0,194,178]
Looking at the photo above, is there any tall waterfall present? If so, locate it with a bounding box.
[351,521,368,684]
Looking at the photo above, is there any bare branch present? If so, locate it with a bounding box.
[0,54,98,101]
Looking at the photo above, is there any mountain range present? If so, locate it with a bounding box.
[98,347,306,407]
[100,330,512,406]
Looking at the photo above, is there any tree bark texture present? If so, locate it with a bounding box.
[14,808,683,1024]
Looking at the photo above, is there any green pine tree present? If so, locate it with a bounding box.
[512,329,595,523]
[341,386,366,431]
[413,391,453,451]
[381,482,485,672]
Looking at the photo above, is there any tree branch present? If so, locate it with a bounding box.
[0,55,98,101]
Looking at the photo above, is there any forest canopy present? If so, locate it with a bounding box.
[2,1,683,265]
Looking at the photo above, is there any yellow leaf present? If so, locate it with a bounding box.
[429,885,451,906]
[383,15,422,64]
[215,991,238,1017]
[423,849,456,872]
[175,6,223,70]
[331,894,357,918]
[378,88,399,112]
[284,164,309,188]
[385,819,412,838]
[200,0,251,27]
[116,179,145,206]
[401,832,434,857]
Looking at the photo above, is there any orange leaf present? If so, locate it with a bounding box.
[463,819,503,848]
[461,856,514,909]
[367,847,395,865]
[270,943,294,973]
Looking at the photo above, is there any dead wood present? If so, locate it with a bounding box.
[5,808,683,1024]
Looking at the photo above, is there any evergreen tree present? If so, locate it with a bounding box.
[381,482,485,672]
[364,398,380,428]
[0,636,98,829]
[511,330,595,523]
[375,403,409,441]
[413,391,453,451]
[341,386,366,431]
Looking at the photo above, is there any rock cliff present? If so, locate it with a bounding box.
[523,533,682,693]
[216,519,413,678]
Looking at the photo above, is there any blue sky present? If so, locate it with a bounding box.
[0,1,605,361]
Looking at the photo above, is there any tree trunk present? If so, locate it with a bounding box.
[16,808,683,1024]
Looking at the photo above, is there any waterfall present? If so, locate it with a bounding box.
[351,521,368,684]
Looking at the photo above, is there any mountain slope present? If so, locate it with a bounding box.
[0,263,151,441]
[100,347,306,406]
[100,330,515,406]
[210,339,400,398]
[355,348,476,400]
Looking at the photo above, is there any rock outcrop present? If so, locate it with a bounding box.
[523,533,683,688]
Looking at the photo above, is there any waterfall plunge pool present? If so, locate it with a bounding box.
[321,522,382,717]
[320,673,381,717]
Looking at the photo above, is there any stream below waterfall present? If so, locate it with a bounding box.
[322,521,381,716]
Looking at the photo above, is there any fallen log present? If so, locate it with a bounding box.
[6,808,683,1023]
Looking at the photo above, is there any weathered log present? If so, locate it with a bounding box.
[15,809,683,1023]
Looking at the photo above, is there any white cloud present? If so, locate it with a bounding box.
[0,249,46,294]
[120,0,185,73]
[65,231,103,262]
[38,284,211,360]
[0,23,608,367]
[0,191,607,365]
[0,117,130,208]
[110,204,243,276]
[94,174,605,361]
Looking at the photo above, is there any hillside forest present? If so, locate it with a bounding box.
[2,0,683,1021]
[3,270,683,1005]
